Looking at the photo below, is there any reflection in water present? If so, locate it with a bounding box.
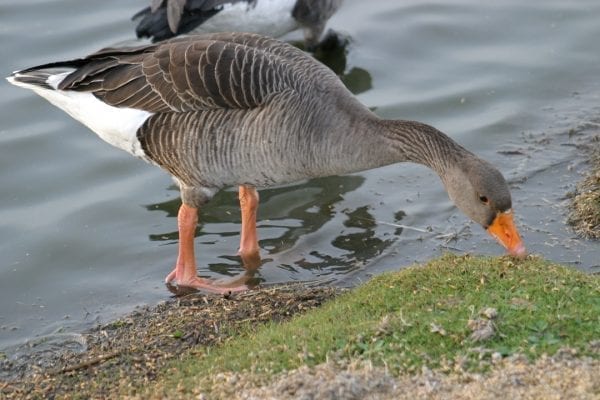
[292,31,373,95]
[166,255,262,296]
[145,175,401,287]
[333,206,394,262]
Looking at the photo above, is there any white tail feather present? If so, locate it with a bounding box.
[7,72,152,159]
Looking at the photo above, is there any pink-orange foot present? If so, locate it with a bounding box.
[164,269,247,294]
[167,203,250,294]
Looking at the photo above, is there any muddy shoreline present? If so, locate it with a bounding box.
[1,284,340,399]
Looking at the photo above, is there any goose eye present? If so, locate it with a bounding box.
[479,195,489,204]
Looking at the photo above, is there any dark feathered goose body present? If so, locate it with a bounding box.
[8,33,526,284]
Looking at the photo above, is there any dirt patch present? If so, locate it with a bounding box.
[568,137,600,239]
[206,348,600,400]
[0,284,341,399]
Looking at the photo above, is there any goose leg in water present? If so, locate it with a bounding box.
[238,185,261,268]
[165,203,232,293]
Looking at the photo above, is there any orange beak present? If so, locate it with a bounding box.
[486,210,526,258]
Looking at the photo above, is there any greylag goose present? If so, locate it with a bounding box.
[133,0,343,49]
[7,32,525,292]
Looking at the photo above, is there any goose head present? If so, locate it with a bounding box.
[441,155,526,257]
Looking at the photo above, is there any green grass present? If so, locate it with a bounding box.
[146,254,600,396]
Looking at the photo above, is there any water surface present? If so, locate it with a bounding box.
[1,0,599,353]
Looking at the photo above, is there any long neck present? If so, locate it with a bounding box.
[315,93,471,179]
[375,118,470,177]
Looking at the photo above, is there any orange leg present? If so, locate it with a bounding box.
[165,203,236,293]
[238,185,260,267]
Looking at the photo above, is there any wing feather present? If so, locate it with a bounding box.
[51,33,335,113]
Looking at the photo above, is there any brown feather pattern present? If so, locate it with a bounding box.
[57,33,333,115]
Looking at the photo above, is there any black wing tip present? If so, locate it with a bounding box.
[7,60,86,90]
[7,70,54,89]
[14,59,85,74]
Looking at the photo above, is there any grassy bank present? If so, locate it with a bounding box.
[146,254,599,398]
[3,254,598,399]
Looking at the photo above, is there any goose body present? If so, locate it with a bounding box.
[8,33,525,291]
[133,0,343,48]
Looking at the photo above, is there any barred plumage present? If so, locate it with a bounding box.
[59,34,330,110]
[7,32,525,291]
